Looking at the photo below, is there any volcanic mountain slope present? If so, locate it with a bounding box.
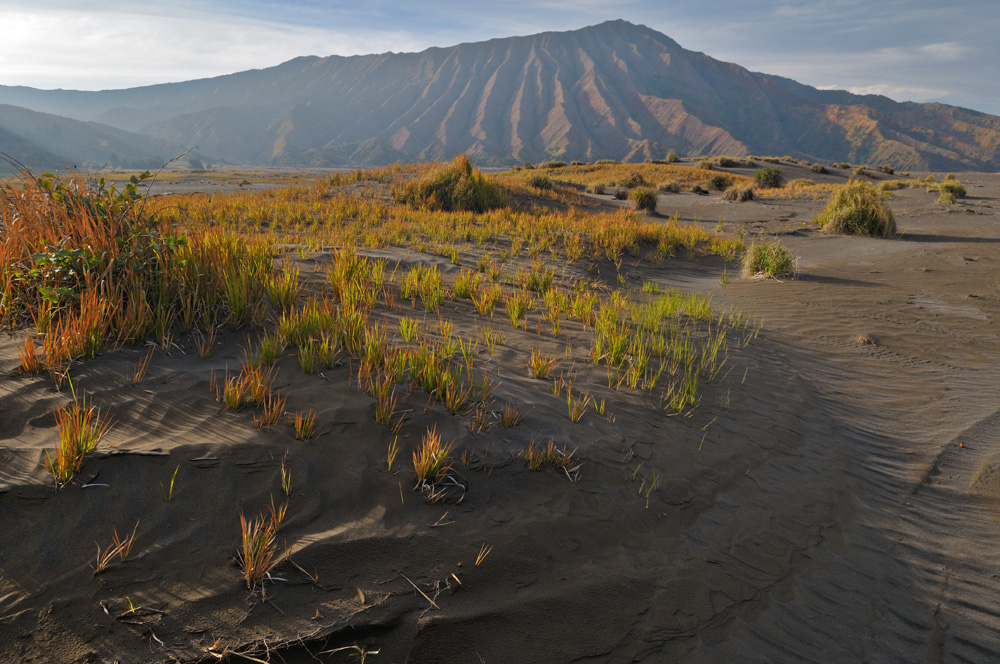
[2,20,999,169]
[0,104,187,171]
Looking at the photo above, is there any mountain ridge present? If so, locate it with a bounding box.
[1,20,998,170]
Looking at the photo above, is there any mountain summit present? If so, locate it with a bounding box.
[2,20,999,170]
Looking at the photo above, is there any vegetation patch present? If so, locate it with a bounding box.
[741,239,795,279]
[813,180,897,237]
[723,184,754,202]
[399,154,507,212]
[629,187,658,212]
[754,167,784,189]
[707,174,734,191]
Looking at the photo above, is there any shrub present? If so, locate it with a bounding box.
[755,167,784,188]
[723,184,754,202]
[527,173,553,190]
[939,180,966,198]
[938,191,957,205]
[613,188,628,200]
[742,239,795,279]
[666,150,679,163]
[810,163,828,174]
[876,164,895,175]
[879,180,905,191]
[707,174,734,191]
[716,156,737,168]
[761,156,781,164]
[594,159,617,165]
[522,162,535,169]
[788,178,814,188]
[835,162,851,169]
[745,157,757,167]
[570,160,584,166]
[659,180,681,193]
[400,154,507,212]
[629,187,658,212]
[538,161,566,169]
[944,173,957,181]
[586,182,607,195]
[814,180,897,237]
[853,166,869,177]
[697,158,714,170]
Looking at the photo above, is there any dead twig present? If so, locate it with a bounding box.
[400,573,440,610]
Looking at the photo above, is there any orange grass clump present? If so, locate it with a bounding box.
[238,497,288,589]
[413,425,452,487]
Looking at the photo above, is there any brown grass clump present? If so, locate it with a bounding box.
[723,184,754,202]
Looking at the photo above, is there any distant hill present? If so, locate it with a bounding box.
[0,124,69,172]
[0,104,190,172]
[2,20,999,170]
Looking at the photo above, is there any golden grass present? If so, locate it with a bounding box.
[512,162,749,190]
[3,160,758,499]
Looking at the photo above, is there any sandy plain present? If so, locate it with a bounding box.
[1,162,998,663]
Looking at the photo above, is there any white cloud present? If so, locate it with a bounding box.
[918,42,969,61]
[818,84,950,102]
[0,6,421,90]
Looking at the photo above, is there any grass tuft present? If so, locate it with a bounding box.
[814,180,897,237]
[46,384,112,487]
[399,154,507,212]
[237,499,286,589]
[741,239,795,279]
[413,425,452,487]
[629,187,658,212]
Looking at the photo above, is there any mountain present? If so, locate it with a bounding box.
[0,104,190,172]
[2,20,998,170]
[0,125,69,172]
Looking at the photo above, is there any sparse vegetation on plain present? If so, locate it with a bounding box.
[1,154,765,658]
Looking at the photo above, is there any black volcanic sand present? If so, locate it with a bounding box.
[1,169,999,662]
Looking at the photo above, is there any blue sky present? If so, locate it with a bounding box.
[2,0,998,115]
